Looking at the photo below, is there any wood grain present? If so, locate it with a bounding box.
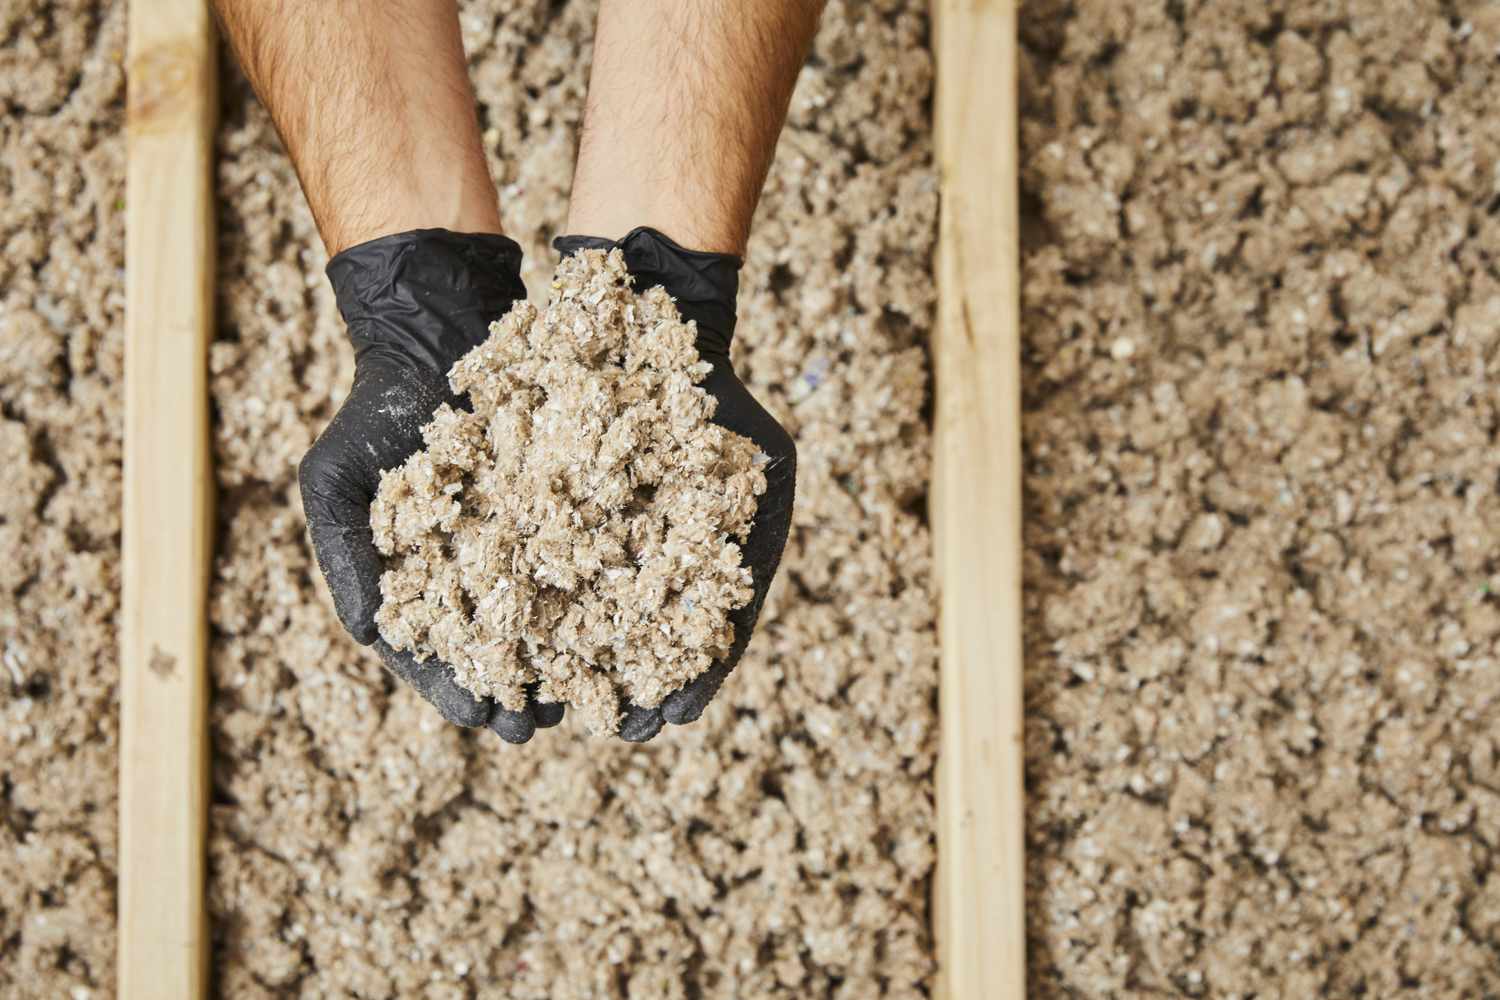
[120,1,216,996]
[930,0,1026,997]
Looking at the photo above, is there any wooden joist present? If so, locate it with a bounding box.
[931,0,1026,997]
[120,1,217,996]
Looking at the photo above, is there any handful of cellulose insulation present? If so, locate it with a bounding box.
[370,249,766,735]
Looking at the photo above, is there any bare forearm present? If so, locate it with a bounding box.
[213,0,502,254]
[567,0,825,254]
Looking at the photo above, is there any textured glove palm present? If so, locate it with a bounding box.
[553,227,798,742]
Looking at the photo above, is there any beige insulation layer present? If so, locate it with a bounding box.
[0,3,125,997]
[1021,1,1500,995]
[205,1,938,997]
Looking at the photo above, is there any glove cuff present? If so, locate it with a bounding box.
[553,227,740,356]
[327,228,527,374]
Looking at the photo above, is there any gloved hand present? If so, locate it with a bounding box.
[553,227,798,742]
[298,228,565,743]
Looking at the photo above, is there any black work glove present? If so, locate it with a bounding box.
[299,228,565,743]
[553,227,798,742]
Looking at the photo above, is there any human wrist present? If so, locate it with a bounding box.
[563,192,744,258]
[327,228,526,373]
[553,226,740,352]
[318,169,505,258]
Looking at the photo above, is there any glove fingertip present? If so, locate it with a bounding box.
[533,701,566,729]
[345,616,380,647]
[523,681,566,729]
[618,703,665,743]
[490,706,537,744]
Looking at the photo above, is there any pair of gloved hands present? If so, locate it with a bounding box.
[298,228,796,743]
